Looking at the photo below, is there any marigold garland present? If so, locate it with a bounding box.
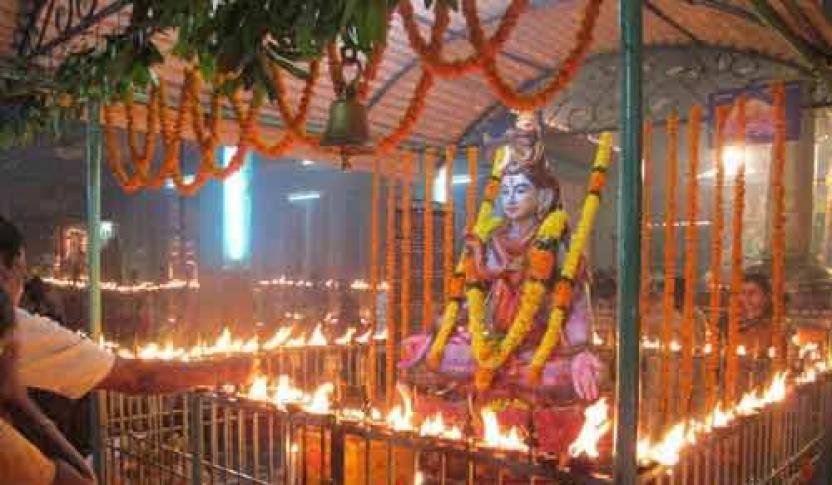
[481,0,602,110]
[706,105,729,411]
[443,145,457,299]
[660,110,679,420]
[427,145,496,369]
[368,156,381,400]
[474,209,569,388]
[640,121,653,336]
[725,97,747,405]
[524,132,614,385]
[423,148,436,332]
[680,105,702,415]
[385,158,399,404]
[771,83,787,371]
[401,152,414,339]
[397,0,528,78]
[466,146,479,229]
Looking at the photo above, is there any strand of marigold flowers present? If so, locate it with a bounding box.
[466,146,479,229]
[443,145,456,299]
[640,121,653,338]
[525,132,615,385]
[480,0,602,110]
[124,88,158,177]
[397,0,528,78]
[401,152,414,339]
[706,105,728,411]
[726,97,747,406]
[423,148,436,332]
[103,89,158,193]
[473,208,569,390]
[427,145,499,370]
[368,156,381,400]
[680,105,702,416]
[771,83,787,371]
[385,157,399,405]
[660,109,679,423]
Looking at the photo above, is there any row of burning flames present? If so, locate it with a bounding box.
[96,325,830,469]
[239,361,830,469]
[98,324,385,361]
[46,276,382,293]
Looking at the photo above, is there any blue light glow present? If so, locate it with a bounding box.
[222,146,251,263]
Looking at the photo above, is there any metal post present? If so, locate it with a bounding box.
[189,394,204,484]
[85,99,105,478]
[614,1,643,484]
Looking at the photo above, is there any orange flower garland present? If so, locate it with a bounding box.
[443,146,456,298]
[771,83,787,371]
[397,0,528,78]
[640,121,653,337]
[423,148,436,332]
[526,132,614,384]
[401,152,414,339]
[726,97,747,405]
[680,105,702,415]
[480,0,602,110]
[706,106,728,411]
[660,110,679,420]
[385,158,399,404]
[368,156,381,399]
[466,146,479,229]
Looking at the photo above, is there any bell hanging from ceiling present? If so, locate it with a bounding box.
[320,86,371,159]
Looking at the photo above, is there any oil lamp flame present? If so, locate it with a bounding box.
[387,385,415,431]
[568,398,610,458]
[308,324,328,347]
[481,409,528,452]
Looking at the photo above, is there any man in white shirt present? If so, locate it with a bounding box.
[0,217,251,399]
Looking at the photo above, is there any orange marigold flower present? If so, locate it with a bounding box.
[475,368,495,391]
[554,281,573,307]
[484,179,500,201]
[448,276,465,298]
[528,249,555,280]
[527,365,543,386]
[589,172,606,193]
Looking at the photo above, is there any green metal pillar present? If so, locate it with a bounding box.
[85,99,104,478]
[615,0,643,483]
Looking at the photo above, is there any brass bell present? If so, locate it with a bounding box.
[320,87,371,150]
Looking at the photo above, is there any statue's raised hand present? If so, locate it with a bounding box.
[570,350,602,401]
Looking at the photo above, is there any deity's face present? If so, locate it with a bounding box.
[500,172,539,222]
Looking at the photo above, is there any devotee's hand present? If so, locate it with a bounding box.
[571,351,602,401]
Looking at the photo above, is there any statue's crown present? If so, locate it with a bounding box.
[499,111,546,175]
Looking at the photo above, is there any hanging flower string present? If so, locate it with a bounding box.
[443,145,457,299]
[385,157,399,404]
[525,131,614,385]
[660,110,679,422]
[368,156,381,399]
[771,83,787,371]
[726,97,747,405]
[102,0,603,194]
[480,0,602,110]
[427,145,493,370]
[401,151,414,339]
[706,106,729,411]
[397,0,528,78]
[423,148,436,332]
[680,105,702,415]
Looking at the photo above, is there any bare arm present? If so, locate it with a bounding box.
[95,356,253,394]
